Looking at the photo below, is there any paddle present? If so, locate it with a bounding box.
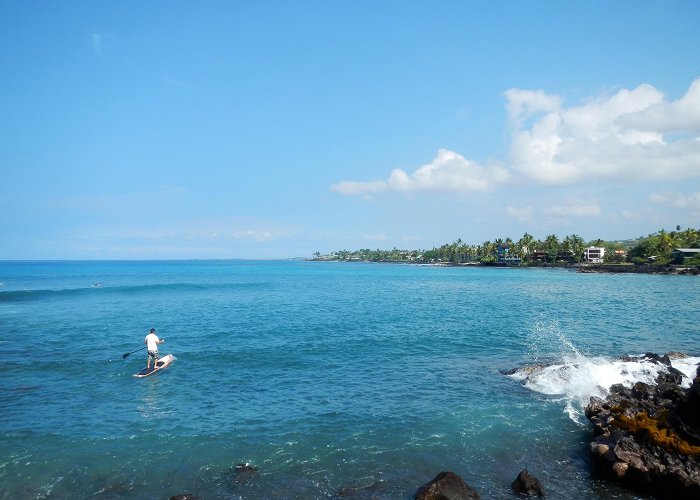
[122,346,146,359]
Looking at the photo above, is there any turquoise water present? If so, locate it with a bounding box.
[0,260,698,499]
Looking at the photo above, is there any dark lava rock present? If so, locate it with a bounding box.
[586,353,700,498]
[670,367,700,445]
[511,469,544,496]
[170,495,200,500]
[415,471,480,500]
[227,462,259,486]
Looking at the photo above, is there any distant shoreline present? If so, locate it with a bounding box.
[308,259,700,275]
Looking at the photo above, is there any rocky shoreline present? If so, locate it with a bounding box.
[575,264,700,275]
[586,353,700,498]
[316,259,700,275]
[170,468,545,499]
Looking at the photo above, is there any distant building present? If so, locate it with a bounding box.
[671,248,700,263]
[556,251,575,263]
[584,246,605,263]
[531,251,548,263]
[497,245,521,266]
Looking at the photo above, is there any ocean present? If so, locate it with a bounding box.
[0,260,698,499]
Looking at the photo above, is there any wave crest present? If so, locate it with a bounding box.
[507,352,700,424]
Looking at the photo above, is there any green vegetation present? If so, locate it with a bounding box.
[313,226,700,266]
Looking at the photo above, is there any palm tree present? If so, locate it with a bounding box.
[656,229,679,257]
[544,234,560,262]
[681,228,699,247]
[479,240,496,261]
[566,234,586,262]
[517,232,535,260]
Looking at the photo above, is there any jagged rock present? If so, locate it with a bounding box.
[586,353,700,498]
[415,471,480,500]
[511,469,544,496]
[670,371,700,445]
[170,495,199,500]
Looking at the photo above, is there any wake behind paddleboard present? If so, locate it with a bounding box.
[133,354,174,378]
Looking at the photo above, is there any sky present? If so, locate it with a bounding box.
[1,1,699,259]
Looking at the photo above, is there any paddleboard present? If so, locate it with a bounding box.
[133,354,174,378]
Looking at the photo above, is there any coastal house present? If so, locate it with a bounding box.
[556,251,575,263]
[671,248,700,263]
[497,244,521,265]
[584,246,605,263]
[531,251,548,263]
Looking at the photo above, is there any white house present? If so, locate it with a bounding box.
[584,246,605,263]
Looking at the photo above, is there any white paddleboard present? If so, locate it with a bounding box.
[133,354,174,378]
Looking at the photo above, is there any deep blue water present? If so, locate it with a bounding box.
[0,260,698,499]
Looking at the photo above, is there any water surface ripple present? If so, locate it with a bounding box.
[0,261,698,498]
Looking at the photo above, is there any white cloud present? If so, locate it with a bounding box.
[332,77,700,202]
[228,230,273,242]
[331,149,510,196]
[544,202,601,217]
[618,79,700,133]
[508,78,700,185]
[90,217,285,244]
[506,205,534,223]
[503,88,562,128]
[649,191,700,209]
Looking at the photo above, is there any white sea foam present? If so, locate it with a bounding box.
[512,317,700,423]
[510,354,700,424]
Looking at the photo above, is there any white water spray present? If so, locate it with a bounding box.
[511,319,700,424]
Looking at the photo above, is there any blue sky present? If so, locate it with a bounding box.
[1,1,699,259]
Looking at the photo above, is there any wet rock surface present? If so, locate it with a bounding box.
[415,471,480,500]
[586,357,700,498]
[511,469,544,496]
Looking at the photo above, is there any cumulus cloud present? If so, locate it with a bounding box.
[332,77,700,201]
[507,78,700,185]
[331,149,510,196]
[504,88,562,128]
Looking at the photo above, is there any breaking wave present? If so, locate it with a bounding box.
[507,319,700,424]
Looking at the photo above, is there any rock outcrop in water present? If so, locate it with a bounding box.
[585,354,700,498]
[511,469,544,496]
[415,471,480,499]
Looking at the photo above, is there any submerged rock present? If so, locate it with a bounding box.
[227,462,259,487]
[415,471,480,500]
[586,356,700,498]
[511,469,544,496]
[336,481,388,498]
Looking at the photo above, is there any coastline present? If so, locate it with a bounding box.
[309,259,700,275]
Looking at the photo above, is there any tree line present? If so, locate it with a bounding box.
[313,226,700,266]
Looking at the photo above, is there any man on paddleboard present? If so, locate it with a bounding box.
[144,328,165,371]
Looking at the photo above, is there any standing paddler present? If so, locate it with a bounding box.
[144,328,165,371]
